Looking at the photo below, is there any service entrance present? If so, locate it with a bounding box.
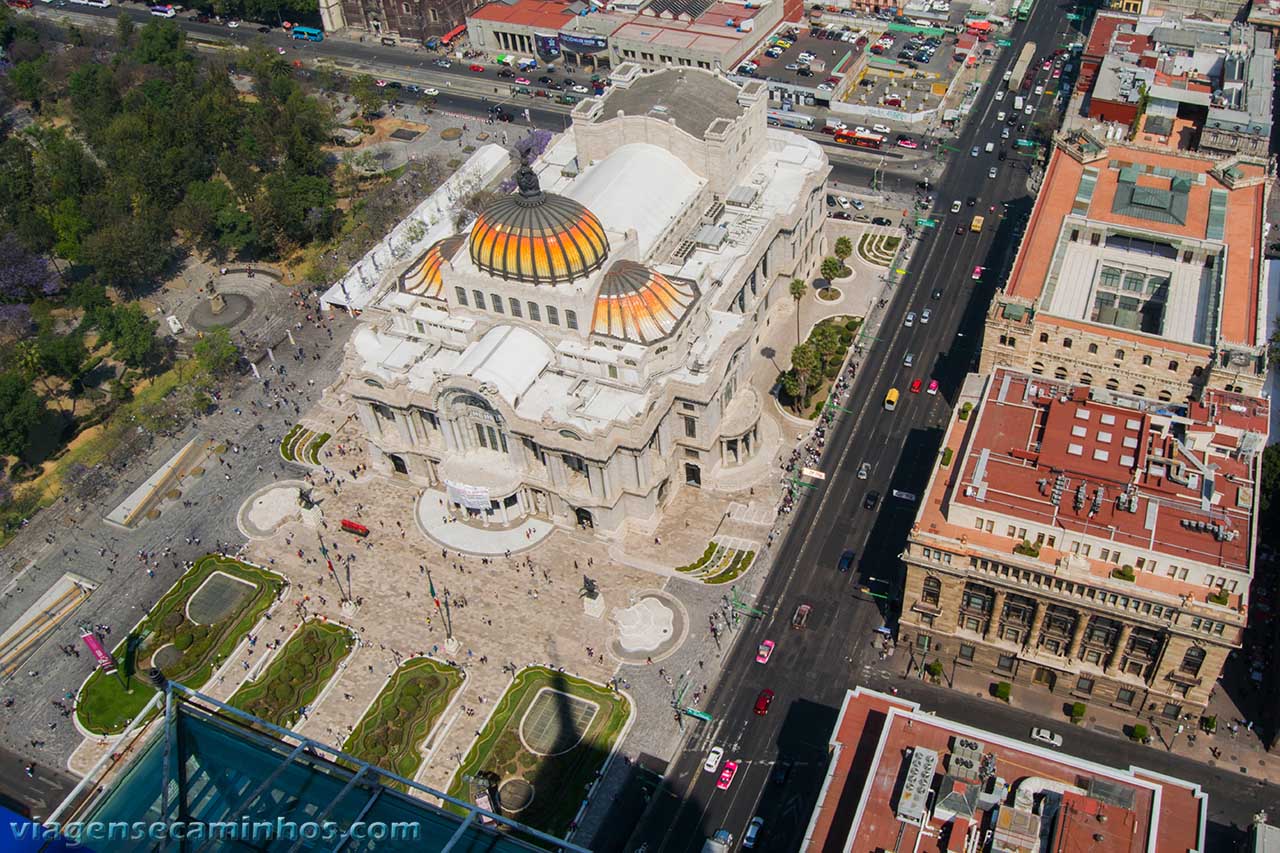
[575,507,594,529]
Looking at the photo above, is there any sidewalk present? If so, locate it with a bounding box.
[930,656,1280,785]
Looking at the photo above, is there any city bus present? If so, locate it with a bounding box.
[290,26,324,41]
[833,130,884,149]
[767,109,816,130]
[149,4,175,16]
[5,0,33,9]
[1015,0,1035,20]
[68,0,113,7]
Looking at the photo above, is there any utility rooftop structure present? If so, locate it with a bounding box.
[900,367,1267,718]
[802,687,1208,853]
[982,130,1271,400]
[1079,13,1273,156]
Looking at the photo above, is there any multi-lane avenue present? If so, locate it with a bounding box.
[620,1,1278,851]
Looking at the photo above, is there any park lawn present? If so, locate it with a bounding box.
[230,620,355,729]
[343,658,462,784]
[447,666,630,838]
[76,555,284,735]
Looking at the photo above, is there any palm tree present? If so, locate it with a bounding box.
[789,278,806,346]
[834,236,852,273]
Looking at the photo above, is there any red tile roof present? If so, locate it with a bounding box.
[950,369,1266,577]
[805,688,1207,853]
[1004,140,1268,347]
[470,0,576,29]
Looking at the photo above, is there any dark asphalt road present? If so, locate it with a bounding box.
[618,3,1277,852]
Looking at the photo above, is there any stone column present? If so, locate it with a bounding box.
[1066,612,1089,661]
[1024,602,1048,651]
[1106,623,1132,675]
[985,589,1007,641]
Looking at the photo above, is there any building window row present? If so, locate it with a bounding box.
[454,287,576,329]
[968,555,1176,623]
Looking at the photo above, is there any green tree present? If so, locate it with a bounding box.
[98,303,158,368]
[7,58,47,110]
[809,323,842,373]
[821,256,843,281]
[80,215,172,294]
[115,11,135,47]
[1260,444,1280,546]
[255,172,335,250]
[67,281,110,315]
[790,343,821,413]
[789,278,806,347]
[193,326,239,377]
[38,332,88,384]
[349,75,385,120]
[833,236,852,265]
[0,371,47,458]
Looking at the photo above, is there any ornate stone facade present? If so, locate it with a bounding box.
[332,67,829,536]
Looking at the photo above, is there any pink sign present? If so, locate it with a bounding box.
[80,631,117,674]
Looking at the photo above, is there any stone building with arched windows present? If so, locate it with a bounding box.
[333,65,829,535]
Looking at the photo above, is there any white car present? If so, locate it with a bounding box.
[904,311,916,327]
[854,126,869,135]
[920,308,931,324]
[988,167,998,179]
[1030,727,1063,748]
[837,196,851,210]
[226,19,240,27]
[703,746,724,773]
[422,88,440,97]
[1034,85,1044,96]
[994,90,1005,101]
[1024,104,1034,115]
[857,462,870,479]
[950,200,962,214]
[571,85,590,94]
[851,198,864,210]
[872,124,891,134]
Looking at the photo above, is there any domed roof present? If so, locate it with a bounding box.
[469,161,610,286]
[401,235,465,300]
[592,260,698,344]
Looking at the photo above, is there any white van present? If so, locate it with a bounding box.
[1013,95,1024,111]
[984,142,994,153]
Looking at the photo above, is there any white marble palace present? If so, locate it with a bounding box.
[336,64,830,534]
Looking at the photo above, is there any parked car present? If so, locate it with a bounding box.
[872,216,892,226]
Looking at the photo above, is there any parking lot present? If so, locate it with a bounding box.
[842,29,959,119]
[738,26,859,96]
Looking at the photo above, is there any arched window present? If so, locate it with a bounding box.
[1168,360,1179,371]
[1134,384,1147,397]
[1105,378,1119,391]
[1158,390,1173,402]
[1055,367,1069,380]
[1039,332,1049,343]
[1063,338,1073,349]
[1032,361,1045,376]
[922,576,941,606]
[1114,349,1125,360]
[1179,646,1205,677]
[1141,355,1152,366]
[1080,373,1093,385]
[1087,343,1098,354]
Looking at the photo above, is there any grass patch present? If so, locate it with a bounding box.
[344,658,462,786]
[941,447,954,467]
[776,315,862,419]
[706,550,756,585]
[280,424,303,462]
[676,542,718,573]
[448,667,630,838]
[305,433,330,466]
[230,620,355,729]
[76,555,284,735]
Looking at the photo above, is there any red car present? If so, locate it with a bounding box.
[754,688,775,716]
[910,379,922,394]
[469,63,485,72]
[716,760,739,790]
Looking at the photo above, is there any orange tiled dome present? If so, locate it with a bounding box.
[592,260,698,344]
[401,235,465,300]
[468,161,609,285]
